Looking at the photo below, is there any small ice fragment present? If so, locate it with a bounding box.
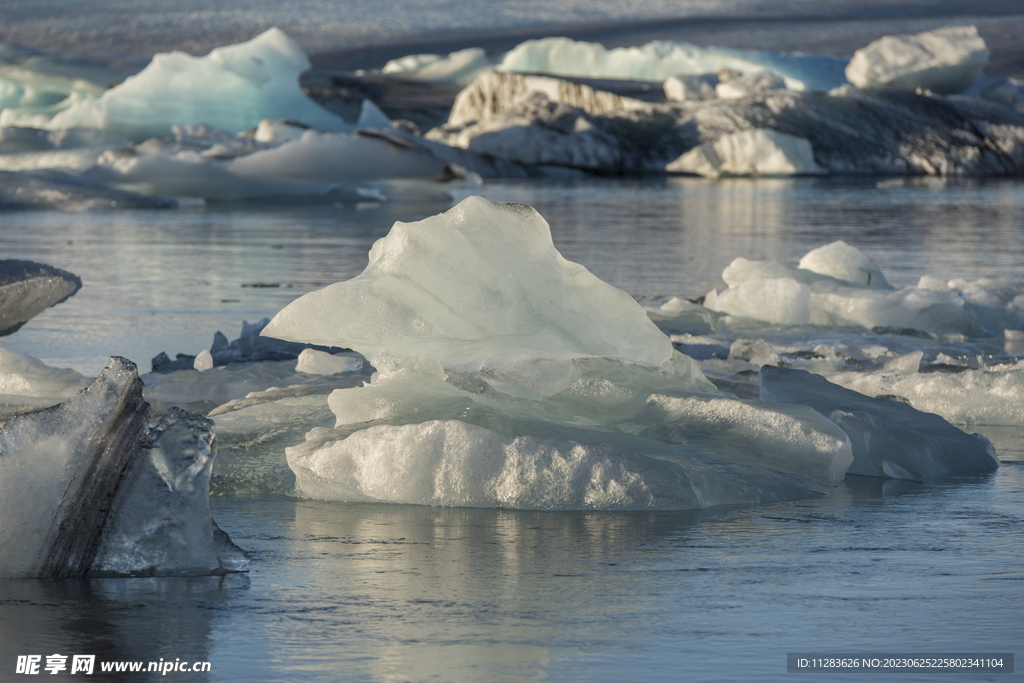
[193,349,214,371]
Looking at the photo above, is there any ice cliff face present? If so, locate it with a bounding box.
[263,197,855,509]
[428,72,1024,176]
[0,357,248,578]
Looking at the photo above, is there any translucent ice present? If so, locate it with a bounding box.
[264,197,853,510]
[761,365,999,480]
[0,348,91,415]
[0,357,247,578]
[382,48,493,85]
[845,26,989,94]
[45,28,349,141]
[498,37,849,92]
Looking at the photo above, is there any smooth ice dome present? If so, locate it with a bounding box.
[845,25,989,94]
[264,197,855,510]
[44,28,349,141]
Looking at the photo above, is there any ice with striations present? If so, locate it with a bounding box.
[0,357,248,578]
[262,197,854,510]
[845,25,989,95]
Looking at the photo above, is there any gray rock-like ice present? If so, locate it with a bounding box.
[761,365,999,480]
[0,357,248,578]
[0,259,82,335]
[845,26,989,95]
[263,197,853,510]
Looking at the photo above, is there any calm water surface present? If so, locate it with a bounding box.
[1,176,1022,681]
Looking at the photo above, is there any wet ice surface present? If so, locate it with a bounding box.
[1,176,1023,678]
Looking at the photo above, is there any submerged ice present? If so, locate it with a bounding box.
[261,197,854,510]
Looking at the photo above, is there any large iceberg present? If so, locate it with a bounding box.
[0,357,248,578]
[261,197,854,510]
[497,37,848,93]
[845,26,989,95]
[32,28,349,141]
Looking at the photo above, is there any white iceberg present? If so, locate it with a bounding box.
[663,74,719,102]
[704,241,990,336]
[666,128,826,178]
[382,48,493,85]
[43,28,349,141]
[498,37,849,92]
[262,197,853,510]
[845,25,989,95]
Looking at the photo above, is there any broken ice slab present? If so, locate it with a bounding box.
[0,259,81,336]
[760,365,999,481]
[0,357,248,578]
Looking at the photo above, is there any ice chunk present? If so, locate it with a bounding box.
[90,408,250,576]
[663,74,719,102]
[845,26,989,95]
[0,259,82,336]
[296,349,364,376]
[667,129,826,178]
[498,37,848,92]
[704,245,985,336]
[264,198,854,510]
[0,348,91,414]
[0,357,247,578]
[715,70,787,99]
[761,366,999,480]
[383,48,493,85]
[798,240,893,289]
[45,28,349,141]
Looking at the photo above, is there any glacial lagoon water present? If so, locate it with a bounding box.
[1,176,1023,681]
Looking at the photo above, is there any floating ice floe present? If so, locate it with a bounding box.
[382,48,493,85]
[260,197,854,510]
[761,365,998,480]
[0,357,248,578]
[666,128,826,178]
[703,240,1024,336]
[0,259,82,336]
[846,25,989,95]
[497,37,848,92]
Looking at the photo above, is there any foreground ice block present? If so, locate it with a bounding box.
[845,25,989,94]
[0,259,82,336]
[761,366,999,480]
[264,197,854,510]
[0,357,248,578]
[45,28,348,141]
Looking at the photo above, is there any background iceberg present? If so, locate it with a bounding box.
[41,28,349,141]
